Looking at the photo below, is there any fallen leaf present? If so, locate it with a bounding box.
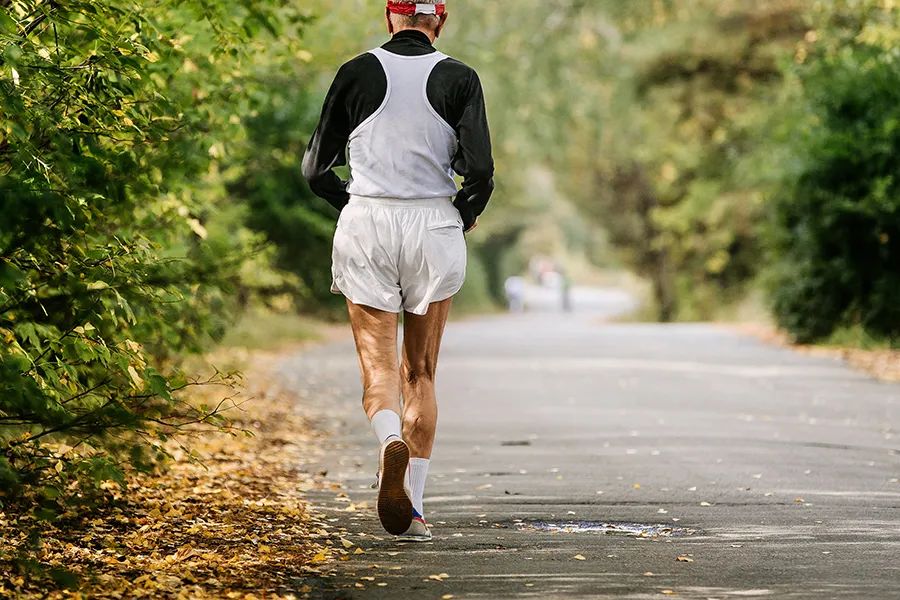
[676,555,693,562]
[573,554,586,561]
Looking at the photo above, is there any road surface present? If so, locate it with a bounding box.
[276,286,900,599]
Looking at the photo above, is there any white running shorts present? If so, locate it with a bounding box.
[331,196,467,315]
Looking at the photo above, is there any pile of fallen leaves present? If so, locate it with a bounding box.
[1,350,344,599]
[736,324,900,382]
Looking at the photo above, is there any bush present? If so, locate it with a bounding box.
[0,0,306,504]
[771,42,900,344]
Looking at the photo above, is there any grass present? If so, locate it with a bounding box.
[219,307,326,352]
[821,326,898,351]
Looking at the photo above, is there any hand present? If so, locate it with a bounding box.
[465,219,478,233]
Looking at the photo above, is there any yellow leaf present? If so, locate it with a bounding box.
[573,554,586,561]
[127,365,144,388]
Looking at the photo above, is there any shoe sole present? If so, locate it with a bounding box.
[377,439,413,535]
[395,534,432,543]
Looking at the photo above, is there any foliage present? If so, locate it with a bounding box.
[770,3,900,343]
[558,0,808,320]
[442,0,898,335]
[0,0,310,502]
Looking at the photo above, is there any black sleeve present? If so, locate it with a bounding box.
[301,54,386,213]
[441,66,494,231]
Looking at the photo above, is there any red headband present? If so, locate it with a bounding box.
[387,2,446,16]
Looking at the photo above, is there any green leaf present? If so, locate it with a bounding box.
[2,43,22,64]
[40,486,61,500]
[0,11,17,34]
[147,370,172,401]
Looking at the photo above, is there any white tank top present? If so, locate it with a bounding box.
[346,47,459,199]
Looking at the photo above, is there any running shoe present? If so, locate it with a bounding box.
[396,508,432,542]
[376,436,413,535]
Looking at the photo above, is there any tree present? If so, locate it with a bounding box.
[771,1,900,343]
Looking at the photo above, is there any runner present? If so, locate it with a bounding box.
[302,0,494,541]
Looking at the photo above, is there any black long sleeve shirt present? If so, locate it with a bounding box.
[301,30,494,230]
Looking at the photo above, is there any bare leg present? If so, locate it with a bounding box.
[401,298,453,459]
[346,300,401,419]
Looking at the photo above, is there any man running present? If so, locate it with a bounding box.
[301,1,494,541]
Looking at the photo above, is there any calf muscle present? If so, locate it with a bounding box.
[401,298,452,458]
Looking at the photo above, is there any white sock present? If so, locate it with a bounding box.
[370,410,402,445]
[408,458,430,517]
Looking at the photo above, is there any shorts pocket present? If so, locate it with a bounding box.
[426,219,463,231]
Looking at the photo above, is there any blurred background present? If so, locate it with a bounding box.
[1,0,898,488]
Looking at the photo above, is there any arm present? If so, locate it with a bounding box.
[301,65,354,213]
[452,71,494,232]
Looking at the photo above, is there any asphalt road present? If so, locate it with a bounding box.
[276,286,900,599]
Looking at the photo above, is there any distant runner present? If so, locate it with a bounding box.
[302,0,494,541]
